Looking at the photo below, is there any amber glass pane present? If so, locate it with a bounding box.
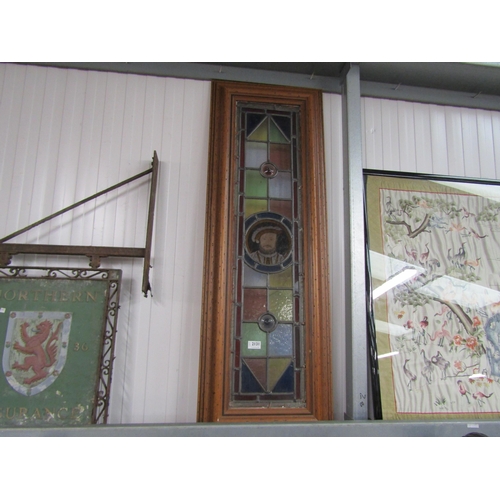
[243,288,267,321]
[270,143,291,170]
[269,199,292,220]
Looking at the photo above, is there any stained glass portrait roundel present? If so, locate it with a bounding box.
[245,212,293,273]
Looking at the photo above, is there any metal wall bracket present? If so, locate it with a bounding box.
[0,151,160,297]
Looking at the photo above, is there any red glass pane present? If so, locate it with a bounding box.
[243,288,267,321]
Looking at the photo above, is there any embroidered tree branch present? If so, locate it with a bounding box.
[386,213,432,238]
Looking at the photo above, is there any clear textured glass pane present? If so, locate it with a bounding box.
[244,264,267,287]
[245,141,267,169]
[269,172,292,199]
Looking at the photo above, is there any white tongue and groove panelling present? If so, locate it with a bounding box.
[0,63,210,423]
[362,96,500,179]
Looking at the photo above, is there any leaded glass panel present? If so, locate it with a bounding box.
[231,104,305,407]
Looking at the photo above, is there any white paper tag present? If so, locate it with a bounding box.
[248,340,261,349]
[0,308,5,314]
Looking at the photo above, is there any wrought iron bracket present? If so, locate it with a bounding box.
[0,151,160,297]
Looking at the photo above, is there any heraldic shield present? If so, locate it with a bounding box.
[2,311,72,396]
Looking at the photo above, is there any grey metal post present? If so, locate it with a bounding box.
[341,63,369,420]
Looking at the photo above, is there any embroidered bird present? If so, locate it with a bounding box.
[472,391,493,407]
[403,359,417,391]
[420,350,434,384]
[457,380,471,404]
[431,351,450,380]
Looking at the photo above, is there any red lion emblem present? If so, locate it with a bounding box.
[12,320,61,385]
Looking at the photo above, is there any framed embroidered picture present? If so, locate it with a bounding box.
[365,171,500,420]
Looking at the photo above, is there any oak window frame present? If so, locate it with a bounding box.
[197,80,333,422]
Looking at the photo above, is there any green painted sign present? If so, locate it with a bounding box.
[0,269,121,426]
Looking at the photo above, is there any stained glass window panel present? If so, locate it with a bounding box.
[232,103,304,406]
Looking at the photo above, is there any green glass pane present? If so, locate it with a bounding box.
[245,170,268,198]
[247,118,268,141]
[245,141,267,169]
[245,199,267,218]
[242,323,267,357]
[269,267,293,288]
[270,120,288,144]
[269,290,293,322]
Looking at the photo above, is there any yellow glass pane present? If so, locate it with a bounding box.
[269,290,293,322]
[247,118,268,141]
[269,267,293,288]
[245,199,267,218]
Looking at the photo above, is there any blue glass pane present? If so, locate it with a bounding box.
[272,362,294,393]
[268,324,293,356]
[241,361,264,392]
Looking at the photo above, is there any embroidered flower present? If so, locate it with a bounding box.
[466,337,478,349]
[454,360,463,370]
[472,316,481,327]
[453,335,463,346]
